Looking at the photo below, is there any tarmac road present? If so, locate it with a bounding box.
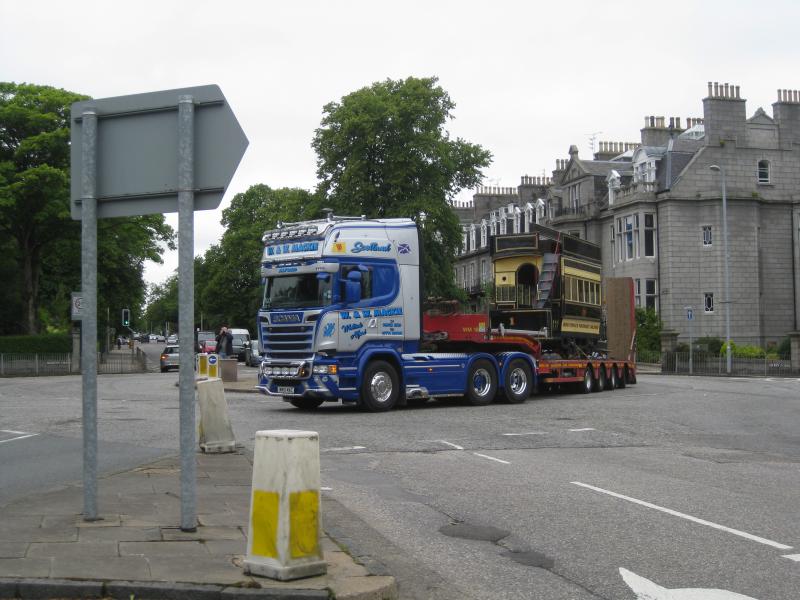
[1,372,798,599]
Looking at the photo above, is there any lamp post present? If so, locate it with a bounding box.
[709,165,732,374]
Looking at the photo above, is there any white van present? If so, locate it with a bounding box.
[229,328,251,363]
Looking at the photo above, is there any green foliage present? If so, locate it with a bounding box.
[147,185,320,331]
[776,336,790,358]
[312,76,491,299]
[0,82,175,335]
[0,334,71,353]
[634,308,661,353]
[723,342,765,358]
[696,336,723,355]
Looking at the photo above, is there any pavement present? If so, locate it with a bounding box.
[0,450,397,600]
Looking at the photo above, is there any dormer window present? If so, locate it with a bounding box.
[757,160,770,184]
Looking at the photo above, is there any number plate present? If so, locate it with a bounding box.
[277,385,295,395]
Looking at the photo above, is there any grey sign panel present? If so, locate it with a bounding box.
[70,85,248,219]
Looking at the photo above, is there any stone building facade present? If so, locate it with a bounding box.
[453,82,800,348]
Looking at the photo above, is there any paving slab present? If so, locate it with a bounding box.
[0,452,397,599]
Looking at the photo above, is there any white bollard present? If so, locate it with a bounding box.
[196,378,236,453]
[244,430,326,581]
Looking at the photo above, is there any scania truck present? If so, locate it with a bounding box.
[256,213,636,411]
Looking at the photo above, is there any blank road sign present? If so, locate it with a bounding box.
[70,85,248,219]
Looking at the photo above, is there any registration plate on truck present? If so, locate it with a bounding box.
[277,385,295,395]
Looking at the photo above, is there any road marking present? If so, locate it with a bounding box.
[502,431,547,436]
[572,481,792,550]
[320,486,333,491]
[473,453,510,465]
[782,553,800,562]
[322,446,366,452]
[0,430,39,444]
[437,440,464,450]
[621,567,758,599]
[568,428,595,432]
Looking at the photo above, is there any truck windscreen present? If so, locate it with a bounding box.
[263,273,333,309]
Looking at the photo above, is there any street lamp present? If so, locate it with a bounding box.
[709,164,732,374]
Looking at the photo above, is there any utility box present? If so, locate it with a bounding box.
[221,358,238,382]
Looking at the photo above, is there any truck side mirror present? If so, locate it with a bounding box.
[345,270,362,304]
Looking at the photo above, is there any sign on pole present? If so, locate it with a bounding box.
[684,306,694,375]
[71,292,84,321]
[70,85,248,529]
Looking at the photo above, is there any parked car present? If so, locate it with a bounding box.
[246,339,263,367]
[167,334,178,344]
[156,334,166,342]
[230,328,251,363]
[149,334,158,342]
[200,339,218,354]
[160,346,180,372]
[196,330,215,353]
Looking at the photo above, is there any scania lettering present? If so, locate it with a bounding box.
[256,214,636,411]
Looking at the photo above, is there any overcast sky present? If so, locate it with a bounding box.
[3,0,798,287]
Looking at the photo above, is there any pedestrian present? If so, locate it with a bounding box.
[116,336,122,350]
[216,326,233,358]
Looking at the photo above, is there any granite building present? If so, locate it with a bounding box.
[454,82,800,348]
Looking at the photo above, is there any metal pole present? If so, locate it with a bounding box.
[689,313,693,375]
[721,168,732,374]
[177,95,197,531]
[80,106,99,521]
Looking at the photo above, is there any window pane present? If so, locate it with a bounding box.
[645,230,654,256]
[646,279,656,295]
[645,214,654,227]
[704,293,714,312]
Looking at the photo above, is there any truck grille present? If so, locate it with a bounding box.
[259,313,316,361]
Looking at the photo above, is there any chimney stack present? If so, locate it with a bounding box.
[703,81,746,146]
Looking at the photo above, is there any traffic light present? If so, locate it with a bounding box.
[122,308,130,327]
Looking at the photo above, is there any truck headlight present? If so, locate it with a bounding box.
[312,365,337,375]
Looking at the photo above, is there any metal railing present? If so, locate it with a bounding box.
[0,349,147,377]
[496,284,535,307]
[635,351,797,377]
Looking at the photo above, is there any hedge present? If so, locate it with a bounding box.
[0,334,73,354]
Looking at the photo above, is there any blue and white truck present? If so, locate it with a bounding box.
[255,214,539,410]
[256,214,636,411]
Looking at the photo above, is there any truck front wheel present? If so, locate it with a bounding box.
[361,360,399,412]
[465,359,497,406]
[501,359,532,404]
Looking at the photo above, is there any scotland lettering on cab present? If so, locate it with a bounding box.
[352,241,391,253]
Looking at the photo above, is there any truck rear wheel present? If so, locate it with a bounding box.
[595,366,607,392]
[501,359,532,404]
[361,360,399,412]
[608,365,618,389]
[617,365,626,388]
[289,398,324,410]
[465,359,497,406]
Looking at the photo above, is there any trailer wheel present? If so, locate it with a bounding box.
[289,398,324,410]
[594,365,607,392]
[465,359,497,405]
[361,360,399,412]
[501,359,532,404]
[579,365,594,394]
[617,365,626,388]
[602,365,614,391]
[608,365,619,389]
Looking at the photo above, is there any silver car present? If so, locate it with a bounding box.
[160,345,180,372]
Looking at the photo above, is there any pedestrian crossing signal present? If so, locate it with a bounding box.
[122,308,130,327]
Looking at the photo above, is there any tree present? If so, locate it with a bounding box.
[176,185,320,330]
[635,308,662,353]
[0,83,87,333]
[0,82,175,335]
[312,76,491,298]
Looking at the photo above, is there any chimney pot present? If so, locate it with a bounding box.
[714,82,719,96]
[708,82,713,97]
[724,83,729,97]
[676,117,682,129]
[794,90,799,103]
[735,85,740,99]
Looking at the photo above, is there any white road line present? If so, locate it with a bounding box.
[322,446,366,452]
[0,429,33,435]
[572,481,793,551]
[782,554,800,562]
[0,433,39,444]
[569,428,596,432]
[437,440,464,450]
[320,486,333,491]
[473,453,510,465]
[502,432,547,436]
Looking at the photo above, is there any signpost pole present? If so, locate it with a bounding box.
[80,106,99,521]
[177,95,197,531]
[688,309,693,375]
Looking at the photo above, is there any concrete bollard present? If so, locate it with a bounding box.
[244,430,326,581]
[196,378,236,453]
